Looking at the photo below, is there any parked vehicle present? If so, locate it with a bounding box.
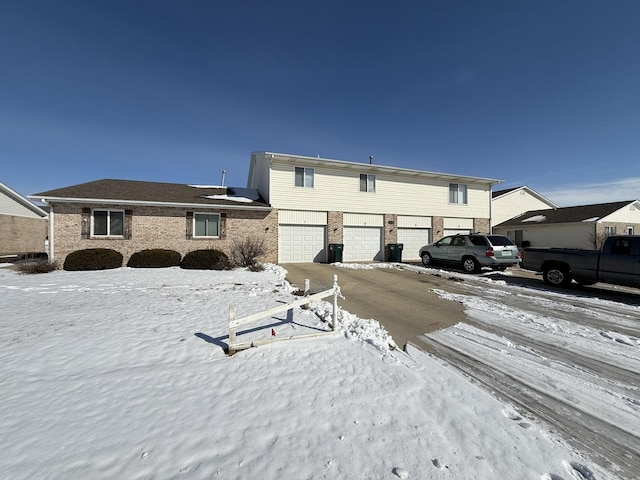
[419,234,520,273]
[521,235,640,288]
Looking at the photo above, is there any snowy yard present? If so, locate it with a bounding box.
[0,263,631,479]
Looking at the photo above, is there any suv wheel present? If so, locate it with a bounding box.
[421,253,432,266]
[462,256,480,273]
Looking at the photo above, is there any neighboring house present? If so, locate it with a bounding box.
[0,181,48,258]
[491,186,557,228]
[30,179,277,266]
[248,152,502,262]
[493,200,640,249]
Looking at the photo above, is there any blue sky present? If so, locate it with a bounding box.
[1,1,639,206]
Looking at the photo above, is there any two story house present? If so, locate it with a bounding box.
[248,152,501,262]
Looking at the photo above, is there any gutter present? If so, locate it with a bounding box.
[27,196,273,211]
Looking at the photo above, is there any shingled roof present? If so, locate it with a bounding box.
[496,200,638,227]
[31,179,270,209]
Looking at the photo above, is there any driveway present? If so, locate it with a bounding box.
[283,263,467,350]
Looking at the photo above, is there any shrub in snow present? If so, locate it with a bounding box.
[127,249,181,268]
[17,259,58,274]
[63,248,123,271]
[229,236,267,270]
[180,249,230,270]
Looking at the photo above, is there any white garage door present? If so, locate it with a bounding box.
[444,229,472,236]
[343,227,383,262]
[279,225,326,263]
[397,228,431,261]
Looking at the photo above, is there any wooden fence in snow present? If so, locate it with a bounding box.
[228,275,340,353]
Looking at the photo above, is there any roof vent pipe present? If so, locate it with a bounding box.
[369,156,373,164]
[221,170,226,187]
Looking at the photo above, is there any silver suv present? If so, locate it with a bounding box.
[419,234,520,273]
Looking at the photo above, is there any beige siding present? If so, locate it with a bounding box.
[269,163,491,218]
[494,223,595,249]
[248,152,272,203]
[343,213,384,226]
[600,202,640,223]
[278,210,327,225]
[492,190,556,226]
[397,216,432,228]
[0,190,44,219]
[444,218,474,229]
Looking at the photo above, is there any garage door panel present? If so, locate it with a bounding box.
[279,225,326,263]
[397,228,431,261]
[344,227,383,262]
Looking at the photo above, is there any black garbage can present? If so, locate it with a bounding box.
[328,243,344,263]
[387,243,404,262]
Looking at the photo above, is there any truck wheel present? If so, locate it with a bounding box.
[543,265,572,287]
[462,257,480,273]
[421,253,433,266]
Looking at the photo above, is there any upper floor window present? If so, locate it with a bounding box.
[449,183,468,204]
[295,167,314,188]
[194,213,220,237]
[93,209,124,236]
[359,174,376,193]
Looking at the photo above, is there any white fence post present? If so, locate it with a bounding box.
[303,278,310,309]
[229,305,237,346]
[332,274,338,331]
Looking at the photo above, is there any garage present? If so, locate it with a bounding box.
[397,216,432,261]
[343,226,383,261]
[397,228,431,261]
[444,218,473,237]
[278,225,326,263]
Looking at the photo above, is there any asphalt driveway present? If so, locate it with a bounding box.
[283,263,467,350]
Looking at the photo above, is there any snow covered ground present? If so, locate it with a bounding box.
[0,263,630,479]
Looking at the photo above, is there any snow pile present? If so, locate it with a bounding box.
[0,266,615,479]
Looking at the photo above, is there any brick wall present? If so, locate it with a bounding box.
[51,203,278,266]
[327,211,343,245]
[474,218,490,234]
[0,214,48,256]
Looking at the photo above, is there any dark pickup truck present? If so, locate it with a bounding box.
[521,235,640,288]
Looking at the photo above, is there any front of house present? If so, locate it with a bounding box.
[248,152,501,262]
[31,153,501,266]
[31,179,277,266]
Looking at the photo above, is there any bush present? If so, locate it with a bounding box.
[17,259,58,274]
[63,248,123,271]
[229,236,268,269]
[127,249,181,268]
[181,249,230,270]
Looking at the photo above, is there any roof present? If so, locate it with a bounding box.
[30,179,271,210]
[492,185,559,208]
[255,151,503,186]
[496,200,639,227]
[0,181,49,217]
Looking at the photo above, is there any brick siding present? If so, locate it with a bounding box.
[0,214,48,256]
[51,203,278,266]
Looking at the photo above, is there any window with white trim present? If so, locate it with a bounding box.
[449,183,468,204]
[194,213,220,237]
[627,226,634,235]
[92,210,124,236]
[294,167,314,188]
[359,174,375,193]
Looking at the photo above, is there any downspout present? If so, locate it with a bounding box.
[42,199,54,261]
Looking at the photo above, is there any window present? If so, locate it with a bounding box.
[359,174,376,193]
[92,210,124,236]
[194,213,220,237]
[626,226,634,235]
[294,167,314,188]
[611,238,631,255]
[604,226,616,236]
[449,183,468,204]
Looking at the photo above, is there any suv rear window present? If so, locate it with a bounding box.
[469,236,489,246]
[486,236,516,246]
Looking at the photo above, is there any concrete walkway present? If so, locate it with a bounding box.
[282,263,467,350]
